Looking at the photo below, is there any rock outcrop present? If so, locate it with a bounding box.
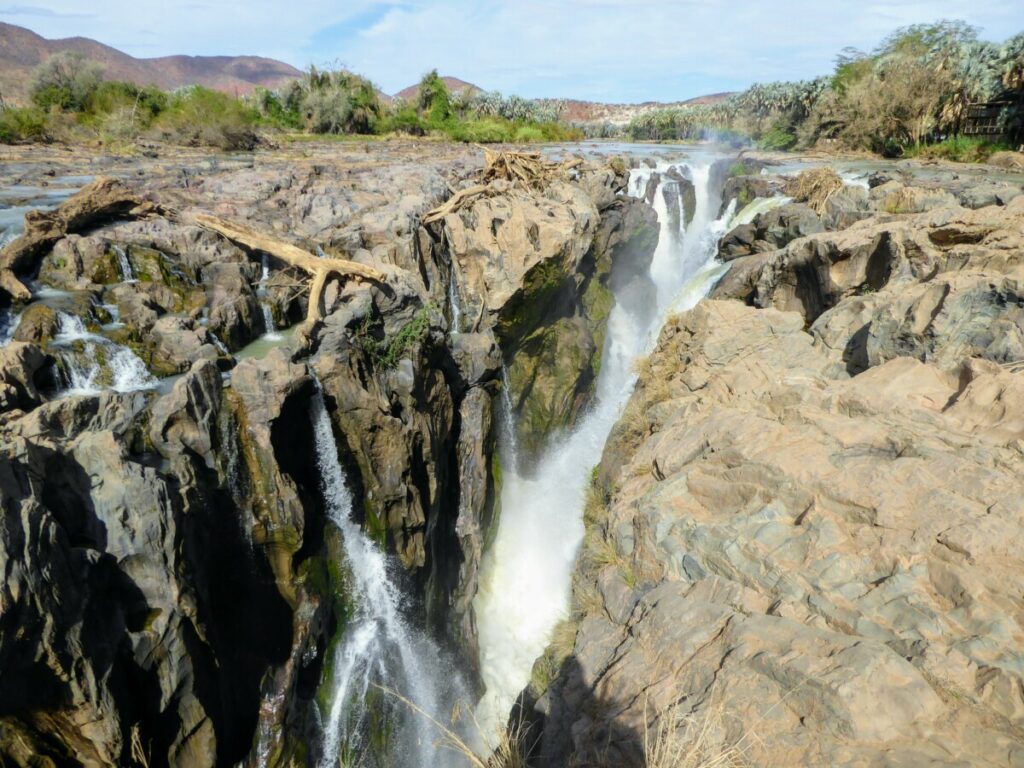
[539,177,1024,767]
[0,142,659,767]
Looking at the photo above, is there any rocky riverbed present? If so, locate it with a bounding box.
[0,139,1022,767]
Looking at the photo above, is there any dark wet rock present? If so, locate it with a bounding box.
[718,202,824,260]
[0,342,49,413]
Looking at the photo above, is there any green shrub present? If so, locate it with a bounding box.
[0,107,50,144]
[377,104,426,136]
[904,135,1010,162]
[150,86,261,150]
[282,68,382,134]
[759,123,797,150]
[30,52,102,111]
[417,70,452,125]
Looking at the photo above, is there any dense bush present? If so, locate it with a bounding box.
[629,20,1024,158]
[29,51,102,111]
[282,68,383,134]
[150,86,261,150]
[0,106,50,143]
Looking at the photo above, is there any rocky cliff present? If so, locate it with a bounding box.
[537,165,1024,766]
[0,143,658,766]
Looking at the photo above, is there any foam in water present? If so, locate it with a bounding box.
[473,155,733,737]
[53,312,157,395]
[311,380,470,768]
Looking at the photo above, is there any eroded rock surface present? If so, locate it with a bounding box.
[540,171,1024,767]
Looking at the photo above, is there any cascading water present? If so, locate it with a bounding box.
[258,252,282,340]
[53,312,156,395]
[498,365,520,474]
[113,244,136,282]
[310,380,471,768]
[448,264,463,334]
[472,154,734,736]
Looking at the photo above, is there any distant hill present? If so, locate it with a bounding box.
[0,22,302,104]
[548,92,738,126]
[393,76,483,103]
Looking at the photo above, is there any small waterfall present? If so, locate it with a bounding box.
[448,264,463,334]
[311,380,469,768]
[209,331,231,356]
[113,244,135,282]
[473,154,733,736]
[258,253,282,340]
[1,309,21,345]
[730,195,792,228]
[316,245,328,259]
[53,312,156,395]
[498,365,519,475]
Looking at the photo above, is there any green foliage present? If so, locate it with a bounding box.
[759,123,797,150]
[283,67,383,134]
[151,85,262,150]
[416,69,452,124]
[904,135,1010,162]
[0,106,50,143]
[354,305,434,370]
[29,51,102,111]
[630,19,1024,156]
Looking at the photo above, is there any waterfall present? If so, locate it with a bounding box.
[448,264,463,334]
[498,365,519,474]
[730,195,792,228]
[259,252,282,340]
[53,312,156,395]
[310,380,470,768]
[472,154,732,737]
[1,310,21,345]
[113,245,135,282]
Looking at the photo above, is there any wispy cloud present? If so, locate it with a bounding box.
[0,4,92,17]
[5,0,1023,100]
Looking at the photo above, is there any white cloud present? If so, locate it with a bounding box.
[5,0,1023,100]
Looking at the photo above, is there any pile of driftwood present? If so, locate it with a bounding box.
[783,167,844,214]
[422,149,583,225]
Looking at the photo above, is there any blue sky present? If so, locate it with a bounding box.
[3,1,1023,101]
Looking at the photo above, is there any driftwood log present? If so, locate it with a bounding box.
[0,177,158,301]
[193,214,386,328]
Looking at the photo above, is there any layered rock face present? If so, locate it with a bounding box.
[0,143,657,766]
[433,167,657,462]
[539,174,1024,766]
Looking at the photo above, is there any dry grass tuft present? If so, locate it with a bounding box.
[783,167,843,214]
[644,697,750,768]
[381,686,530,768]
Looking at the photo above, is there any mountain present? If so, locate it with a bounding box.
[548,91,738,126]
[0,22,302,104]
[393,76,483,102]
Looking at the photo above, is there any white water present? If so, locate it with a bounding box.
[53,312,157,395]
[473,155,733,736]
[259,252,282,340]
[731,194,793,227]
[448,263,463,334]
[113,244,136,282]
[498,365,520,474]
[311,381,470,768]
